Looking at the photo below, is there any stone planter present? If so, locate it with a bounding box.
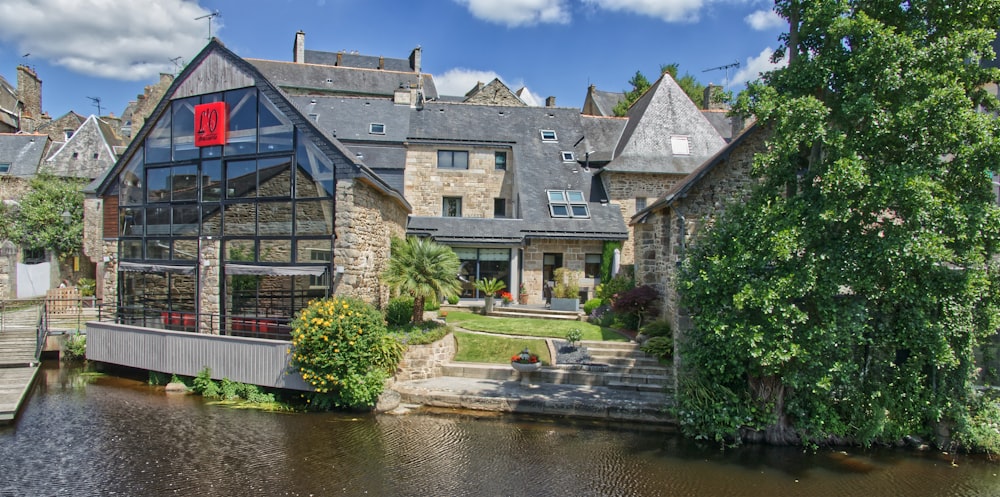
[550,297,580,312]
[511,361,542,386]
[483,296,495,314]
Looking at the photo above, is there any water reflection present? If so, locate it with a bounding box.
[1,362,998,496]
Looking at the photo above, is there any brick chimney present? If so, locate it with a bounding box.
[703,84,727,110]
[409,46,422,73]
[293,31,306,63]
[17,65,42,120]
[545,96,556,107]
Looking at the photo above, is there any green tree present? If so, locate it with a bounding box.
[677,1,1000,452]
[0,174,85,257]
[661,63,709,109]
[613,70,652,116]
[382,236,461,323]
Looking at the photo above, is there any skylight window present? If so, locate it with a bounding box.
[369,123,385,134]
[540,129,557,142]
[561,151,575,162]
[547,190,590,218]
[670,135,690,155]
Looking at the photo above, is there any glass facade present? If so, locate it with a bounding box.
[455,247,511,298]
[115,87,336,336]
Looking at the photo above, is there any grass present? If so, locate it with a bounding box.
[453,331,551,365]
[445,311,627,341]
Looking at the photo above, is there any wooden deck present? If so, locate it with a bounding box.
[0,328,40,423]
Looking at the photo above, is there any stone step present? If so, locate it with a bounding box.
[441,362,672,390]
[488,310,582,321]
[585,355,662,367]
[579,340,641,351]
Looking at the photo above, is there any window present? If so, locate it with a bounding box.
[494,198,506,218]
[93,153,100,159]
[495,151,507,170]
[540,129,557,142]
[561,151,575,162]
[22,247,44,264]
[670,135,691,155]
[585,254,602,279]
[308,249,332,288]
[0,163,9,173]
[72,152,79,159]
[64,130,73,140]
[636,197,647,211]
[369,123,385,134]
[438,150,469,169]
[443,197,462,217]
[547,190,590,218]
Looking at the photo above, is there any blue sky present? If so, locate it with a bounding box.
[0,0,787,120]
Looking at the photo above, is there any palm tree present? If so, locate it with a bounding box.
[382,236,462,323]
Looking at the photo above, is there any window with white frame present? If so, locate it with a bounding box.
[561,151,575,162]
[670,135,691,155]
[369,123,385,134]
[636,197,647,211]
[438,150,469,169]
[443,196,462,217]
[547,190,589,218]
[540,129,557,142]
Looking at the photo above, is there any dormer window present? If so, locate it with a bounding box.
[540,129,557,142]
[64,130,73,140]
[670,135,690,155]
[547,190,590,218]
[561,151,575,162]
[369,123,385,134]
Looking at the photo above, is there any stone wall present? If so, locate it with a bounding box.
[522,238,605,304]
[16,65,43,132]
[128,74,174,140]
[37,112,83,144]
[404,145,512,218]
[393,333,456,381]
[602,171,684,265]
[334,178,408,307]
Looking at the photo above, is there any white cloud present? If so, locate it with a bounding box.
[582,0,706,23]
[729,47,788,88]
[434,68,503,97]
[454,0,570,27]
[0,0,209,81]
[744,9,783,31]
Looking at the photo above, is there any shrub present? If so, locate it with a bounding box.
[640,336,673,361]
[596,274,634,302]
[611,285,659,331]
[290,297,405,409]
[552,268,580,299]
[583,298,604,315]
[62,332,86,361]
[566,328,583,348]
[447,294,460,305]
[423,298,440,311]
[385,296,415,326]
[389,321,450,345]
[77,278,96,297]
[193,367,219,397]
[640,320,671,338]
[589,303,613,326]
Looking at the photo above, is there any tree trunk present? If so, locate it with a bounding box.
[746,374,800,445]
[412,295,425,324]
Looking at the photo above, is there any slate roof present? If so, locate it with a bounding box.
[603,73,726,174]
[248,58,438,100]
[304,49,414,72]
[40,115,122,179]
[0,133,48,177]
[583,86,625,117]
[288,95,411,144]
[701,109,734,142]
[580,115,627,164]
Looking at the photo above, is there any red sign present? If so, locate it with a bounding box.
[194,101,227,147]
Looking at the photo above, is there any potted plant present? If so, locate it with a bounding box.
[550,268,581,312]
[499,291,513,307]
[474,277,506,314]
[510,347,542,387]
[518,282,529,305]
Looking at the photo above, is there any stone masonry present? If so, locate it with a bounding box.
[602,171,683,266]
[404,145,512,218]
[393,333,456,381]
[522,238,604,304]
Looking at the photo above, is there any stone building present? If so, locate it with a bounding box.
[85,38,409,336]
[631,124,767,372]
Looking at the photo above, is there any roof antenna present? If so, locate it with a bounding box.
[169,57,185,74]
[702,61,740,85]
[87,96,102,116]
[195,10,221,40]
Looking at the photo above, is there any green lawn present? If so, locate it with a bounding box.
[452,331,551,365]
[443,311,626,341]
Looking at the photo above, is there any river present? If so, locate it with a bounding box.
[1,362,998,496]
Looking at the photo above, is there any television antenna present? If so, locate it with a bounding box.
[195,10,220,40]
[87,96,102,116]
[702,61,740,85]
[169,56,185,73]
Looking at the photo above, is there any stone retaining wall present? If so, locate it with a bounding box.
[394,333,456,381]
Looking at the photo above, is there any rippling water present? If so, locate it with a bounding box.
[1,362,999,496]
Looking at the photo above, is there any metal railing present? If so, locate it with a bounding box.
[94,303,293,341]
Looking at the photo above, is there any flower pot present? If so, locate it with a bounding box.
[511,361,541,373]
[484,296,495,314]
[518,293,528,305]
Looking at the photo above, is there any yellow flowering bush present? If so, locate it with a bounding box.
[290,297,404,409]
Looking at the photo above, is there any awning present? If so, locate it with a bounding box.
[225,264,327,276]
[117,261,196,275]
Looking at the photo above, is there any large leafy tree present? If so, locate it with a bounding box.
[381,236,461,323]
[613,64,709,116]
[0,174,85,257]
[678,1,1000,451]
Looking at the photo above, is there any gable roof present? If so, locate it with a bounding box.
[580,115,627,164]
[40,115,122,179]
[604,73,726,175]
[248,58,438,100]
[304,49,415,72]
[91,38,410,211]
[0,133,48,177]
[463,78,526,107]
[582,86,625,117]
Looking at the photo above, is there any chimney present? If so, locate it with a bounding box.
[545,96,556,107]
[16,65,42,120]
[336,52,343,66]
[409,46,422,73]
[704,84,726,110]
[732,113,746,138]
[293,31,306,63]
[378,56,384,70]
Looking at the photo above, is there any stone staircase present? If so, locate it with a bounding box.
[440,340,672,394]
